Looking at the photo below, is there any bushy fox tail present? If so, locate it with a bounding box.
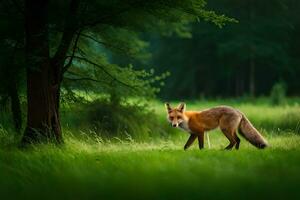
[238,115,268,149]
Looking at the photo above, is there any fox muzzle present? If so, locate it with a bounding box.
[172,123,179,127]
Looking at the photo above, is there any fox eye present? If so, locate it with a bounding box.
[177,116,181,119]
[170,117,174,120]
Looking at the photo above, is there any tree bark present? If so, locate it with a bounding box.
[249,57,255,97]
[51,0,80,117]
[22,0,80,144]
[248,2,255,98]
[22,0,62,144]
[9,81,22,132]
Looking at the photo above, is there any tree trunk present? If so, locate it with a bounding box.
[9,81,22,132]
[22,0,62,144]
[249,58,255,97]
[248,2,255,98]
[235,73,241,97]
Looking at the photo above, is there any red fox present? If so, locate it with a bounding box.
[165,103,268,150]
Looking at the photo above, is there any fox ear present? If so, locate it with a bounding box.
[177,102,186,112]
[165,102,172,112]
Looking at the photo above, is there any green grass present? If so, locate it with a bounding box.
[1,99,300,200]
[1,133,300,199]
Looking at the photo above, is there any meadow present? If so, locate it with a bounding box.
[1,98,300,200]
[1,0,300,199]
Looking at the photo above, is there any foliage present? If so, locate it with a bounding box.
[80,99,168,139]
[0,37,24,131]
[138,0,300,99]
[58,0,234,100]
[48,0,234,98]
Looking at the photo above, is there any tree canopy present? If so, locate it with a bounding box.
[133,0,300,99]
[0,0,233,144]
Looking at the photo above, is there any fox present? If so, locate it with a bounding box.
[165,102,268,150]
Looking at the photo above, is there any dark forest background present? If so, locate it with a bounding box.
[115,0,300,99]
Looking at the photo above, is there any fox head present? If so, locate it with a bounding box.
[165,102,186,128]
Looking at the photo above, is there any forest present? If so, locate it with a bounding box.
[0,0,300,199]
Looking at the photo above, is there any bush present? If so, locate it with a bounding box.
[270,82,286,105]
[68,98,170,140]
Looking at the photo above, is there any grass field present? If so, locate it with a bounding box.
[1,99,300,200]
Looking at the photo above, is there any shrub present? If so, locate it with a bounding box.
[70,98,170,140]
[270,82,286,105]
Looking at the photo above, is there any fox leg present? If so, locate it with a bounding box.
[234,132,240,150]
[184,134,197,150]
[220,115,240,150]
[198,133,204,150]
[221,128,236,150]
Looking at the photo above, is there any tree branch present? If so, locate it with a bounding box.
[76,46,86,57]
[65,55,136,89]
[64,77,106,83]
[62,29,82,75]
[65,70,114,85]
[80,33,136,58]
[52,0,80,67]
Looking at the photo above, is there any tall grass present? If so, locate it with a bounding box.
[61,99,170,140]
